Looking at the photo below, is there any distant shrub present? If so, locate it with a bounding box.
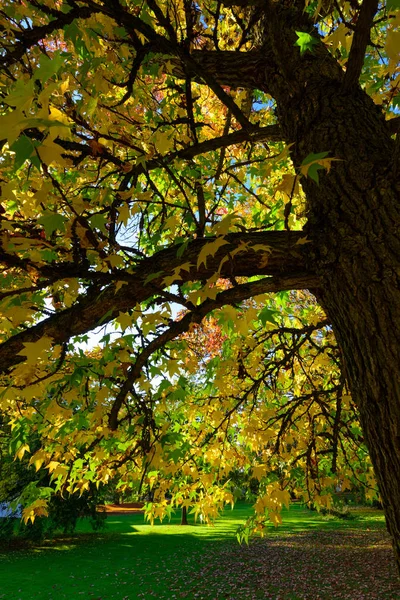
[0,517,14,540]
[17,516,56,542]
[48,492,106,535]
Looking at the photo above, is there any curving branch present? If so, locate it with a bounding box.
[0,231,318,374]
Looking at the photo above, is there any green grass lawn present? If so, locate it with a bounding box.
[0,504,399,600]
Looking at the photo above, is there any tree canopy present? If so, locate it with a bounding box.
[0,0,400,568]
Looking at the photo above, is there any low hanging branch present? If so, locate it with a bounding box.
[0,231,317,375]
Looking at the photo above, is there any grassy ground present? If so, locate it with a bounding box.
[0,503,399,600]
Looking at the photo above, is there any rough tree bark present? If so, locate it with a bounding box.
[193,0,400,571]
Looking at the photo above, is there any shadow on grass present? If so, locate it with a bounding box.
[0,504,396,600]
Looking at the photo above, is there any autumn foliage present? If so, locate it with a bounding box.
[0,0,399,563]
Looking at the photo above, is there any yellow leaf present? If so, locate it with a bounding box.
[220,305,238,321]
[269,511,283,527]
[163,273,182,286]
[51,464,68,478]
[177,262,193,274]
[118,348,131,362]
[252,464,266,480]
[296,236,311,245]
[49,107,70,125]
[118,190,134,200]
[272,143,294,164]
[0,109,25,145]
[341,478,352,492]
[275,174,300,201]
[314,352,331,368]
[163,215,180,233]
[5,306,35,327]
[116,311,133,330]
[37,139,71,167]
[108,254,124,268]
[115,280,128,292]
[300,156,340,180]
[47,461,60,473]
[251,244,272,254]
[197,237,229,269]
[22,499,48,524]
[168,360,181,377]
[60,78,70,94]
[386,29,400,62]
[213,213,243,235]
[17,336,53,366]
[117,203,130,225]
[274,488,290,510]
[324,23,353,53]
[154,130,174,154]
[29,450,47,472]
[15,443,30,461]
[217,254,229,273]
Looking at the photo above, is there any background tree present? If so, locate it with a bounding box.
[0,416,106,539]
[0,0,399,570]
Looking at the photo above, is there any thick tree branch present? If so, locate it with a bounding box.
[179,49,267,90]
[343,0,379,90]
[0,231,317,374]
[86,1,269,111]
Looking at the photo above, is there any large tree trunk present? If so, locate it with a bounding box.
[189,1,400,570]
[303,96,400,570]
[256,9,400,569]
[304,108,400,571]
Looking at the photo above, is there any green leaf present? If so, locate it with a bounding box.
[259,306,279,326]
[176,240,189,258]
[387,0,400,10]
[88,213,107,232]
[144,271,164,285]
[295,31,319,55]
[37,213,67,237]
[85,97,98,117]
[69,368,84,387]
[41,249,59,262]
[25,117,70,130]
[34,54,64,83]
[392,94,400,108]
[307,162,325,184]
[64,22,89,59]
[301,151,330,166]
[10,136,39,171]
[4,79,35,110]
